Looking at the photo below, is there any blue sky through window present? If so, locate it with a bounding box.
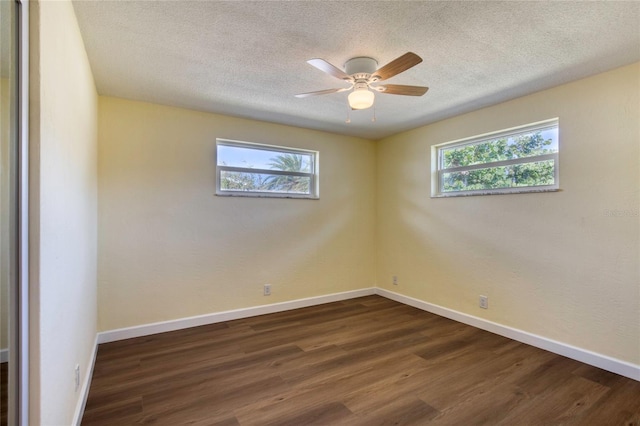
[217,144,314,170]
[538,128,558,151]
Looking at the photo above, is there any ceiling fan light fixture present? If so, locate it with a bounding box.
[348,86,374,110]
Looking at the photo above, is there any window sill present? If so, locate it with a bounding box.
[216,192,319,200]
[431,187,560,198]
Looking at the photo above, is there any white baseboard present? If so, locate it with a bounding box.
[97,288,376,344]
[0,348,7,363]
[72,335,99,426]
[376,288,640,382]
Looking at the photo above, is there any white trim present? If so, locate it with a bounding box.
[72,335,99,426]
[0,348,7,363]
[441,152,558,174]
[375,288,640,381]
[16,1,29,424]
[97,288,375,344]
[432,183,559,198]
[218,165,312,178]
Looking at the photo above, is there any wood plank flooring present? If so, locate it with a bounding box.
[1,362,6,426]
[82,296,640,425]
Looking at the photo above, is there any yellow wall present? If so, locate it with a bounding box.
[30,0,98,424]
[376,63,640,365]
[98,97,376,331]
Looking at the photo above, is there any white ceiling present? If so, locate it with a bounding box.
[72,1,640,140]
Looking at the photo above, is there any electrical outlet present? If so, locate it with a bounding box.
[74,364,80,391]
[392,275,398,285]
[264,284,271,296]
[479,295,488,309]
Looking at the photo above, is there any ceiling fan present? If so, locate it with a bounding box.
[295,52,429,110]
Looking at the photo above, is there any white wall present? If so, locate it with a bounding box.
[376,63,640,366]
[29,0,98,424]
[98,97,376,331]
[0,78,9,354]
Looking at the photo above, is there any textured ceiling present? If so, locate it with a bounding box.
[72,1,640,140]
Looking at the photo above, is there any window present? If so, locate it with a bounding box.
[432,119,559,197]
[216,139,319,198]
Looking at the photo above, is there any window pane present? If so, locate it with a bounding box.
[442,160,555,192]
[218,144,313,173]
[220,171,311,194]
[441,128,558,169]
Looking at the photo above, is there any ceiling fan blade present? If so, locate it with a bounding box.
[294,87,349,98]
[375,84,429,96]
[372,52,423,81]
[307,58,353,81]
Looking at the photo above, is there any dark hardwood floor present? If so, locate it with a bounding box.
[1,362,6,426]
[82,296,640,425]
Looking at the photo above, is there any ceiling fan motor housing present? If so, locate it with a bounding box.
[344,57,378,78]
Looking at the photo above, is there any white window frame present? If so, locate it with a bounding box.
[215,138,319,199]
[431,118,559,197]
